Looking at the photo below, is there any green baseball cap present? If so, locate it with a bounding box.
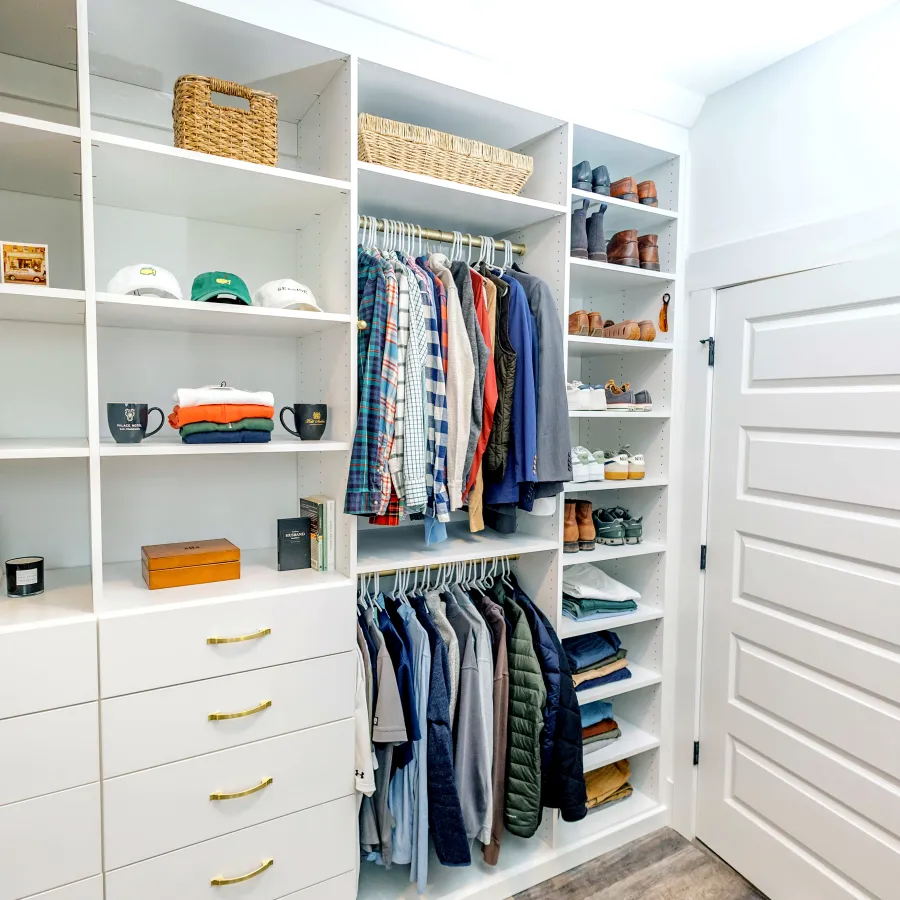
[191,271,251,305]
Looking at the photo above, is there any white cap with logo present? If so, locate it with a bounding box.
[107,264,183,300]
[253,278,323,312]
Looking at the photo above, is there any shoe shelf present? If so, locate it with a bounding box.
[582,717,661,773]
[357,522,558,574]
[358,162,567,236]
[567,335,673,356]
[559,603,664,639]
[98,437,350,457]
[0,439,90,460]
[575,662,662,705]
[571,188,678,232]
[563,541,666,566]
[569,410,671,420]
[564,476,668,493]
[95,292,352,339]
[570,257,676,293]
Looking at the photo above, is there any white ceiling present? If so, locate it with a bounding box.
[319,0,896,97]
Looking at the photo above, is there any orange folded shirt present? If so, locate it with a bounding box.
[168,404,275,429]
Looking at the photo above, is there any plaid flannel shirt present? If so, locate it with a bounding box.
[388,263,410,501]
[346,249,399,516]
[418,267,450,522]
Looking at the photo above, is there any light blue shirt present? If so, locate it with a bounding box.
[388,602,431,892]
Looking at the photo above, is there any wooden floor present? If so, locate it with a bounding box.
[514,828,766,900]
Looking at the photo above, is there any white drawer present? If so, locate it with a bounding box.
[23,877,103,900]
[0,783,101,900]
[103,718,354,869]
[0,703,99,806]
[99,586,354,696]
[0,620,98,719]
[281,871,356,900]
[105,795,356,900]
[101,652,354,777]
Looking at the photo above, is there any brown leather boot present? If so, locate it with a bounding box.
[564,501,579,553]
[588,311,605,337]
[611,176,639,203]
[638,234,660,271]
[637,180,658,206]
[575,500,596,551]
[568,310,588,335]
[607,230,640,268]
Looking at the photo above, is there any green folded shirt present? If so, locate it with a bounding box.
[180,418,274,437]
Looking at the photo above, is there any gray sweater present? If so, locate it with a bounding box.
[509,267,572,485]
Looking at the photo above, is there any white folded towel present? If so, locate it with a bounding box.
[562,563,641,602]
[173,385,275,408]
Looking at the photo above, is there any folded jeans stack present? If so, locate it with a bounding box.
[561,563,639,621]
[562,629,631,693]
[168,385,275,444]
[580,698,621,747]
[585,759,633,811]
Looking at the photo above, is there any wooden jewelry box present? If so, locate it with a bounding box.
[141,538,241,590]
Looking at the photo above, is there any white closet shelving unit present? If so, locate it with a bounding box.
[0,2,685,899]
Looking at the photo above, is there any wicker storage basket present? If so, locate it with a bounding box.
[358,113,533,195]
[173,75,278,166]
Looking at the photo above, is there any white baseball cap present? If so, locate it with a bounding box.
[253,278,322,312]
[107,265,183,300]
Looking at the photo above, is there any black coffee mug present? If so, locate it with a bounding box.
[107,403,164,443]
[280,403,327,441]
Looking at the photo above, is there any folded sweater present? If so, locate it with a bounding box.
[168,404,274,429]
[182,430,271,444]
[180,418,274,437]
[174,385,275,408]
[582,728,621,747]
[572,658,628,687]
[575,667,632,693]
[582,718,619,739]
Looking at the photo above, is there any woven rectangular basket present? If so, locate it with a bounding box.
[173,75,278,166]
[358,114,533,195]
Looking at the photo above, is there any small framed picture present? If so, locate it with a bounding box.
[1,242,49,287]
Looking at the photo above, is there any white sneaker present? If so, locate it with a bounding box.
[571,448,591,482]
[604,451,629,481]
[628,453,646,479]
[590,450,606,481]
[574,445,603,480]
[567,381,591,411]
[589,385,608,411]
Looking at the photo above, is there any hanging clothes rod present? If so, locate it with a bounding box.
[358,216,526,256]
[359,554,521,578]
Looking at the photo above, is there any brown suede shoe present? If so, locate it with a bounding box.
[638,234,660,271]
[637,180,658,206]
[607,230,640,267]
[611,176,639,203]
[568,310,589,335]
[576,500,596,551]
[588,312,605,337]
[638,319,657,341]
[564,501,579,553]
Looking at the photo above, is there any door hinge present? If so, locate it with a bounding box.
[700,544,707,570]
[693,741,700,766]
[700,336,715,366]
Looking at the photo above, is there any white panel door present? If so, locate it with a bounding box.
[697,257,900,900]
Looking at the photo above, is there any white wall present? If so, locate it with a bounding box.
[689,2,900,256]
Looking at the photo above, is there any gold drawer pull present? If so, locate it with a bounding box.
[210,777,273,801]
[208,700,272,721]
[210,857,274,886]
[207,627,271,645]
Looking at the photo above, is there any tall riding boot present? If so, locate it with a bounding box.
[587,203,608,263]
[571,199,589,259]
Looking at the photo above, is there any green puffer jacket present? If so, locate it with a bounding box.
[491,583,546,838]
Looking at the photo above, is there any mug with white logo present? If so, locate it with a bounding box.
[107,403,165,443]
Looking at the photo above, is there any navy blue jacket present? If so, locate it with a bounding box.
[514,583,587,822]
[411,597,471,866]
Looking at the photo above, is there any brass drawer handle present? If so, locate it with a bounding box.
[210,777,273,801]
[211,857,274,886]
[208,700,272,721]
[207,627,271,645]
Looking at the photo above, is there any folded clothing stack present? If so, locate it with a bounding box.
[585,759,633,811]
[581,698,621,747]
[562,629,631,693]
[562,563,639,621]
[168,385,275,444]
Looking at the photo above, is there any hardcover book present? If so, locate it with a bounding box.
[277,517,312,571]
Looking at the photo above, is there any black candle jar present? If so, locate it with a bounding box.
[6,556,44,598]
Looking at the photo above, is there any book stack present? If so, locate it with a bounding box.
[299,495,335,572]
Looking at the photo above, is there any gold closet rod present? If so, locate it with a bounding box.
[358,216,526,256]
[360,554,521,578]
